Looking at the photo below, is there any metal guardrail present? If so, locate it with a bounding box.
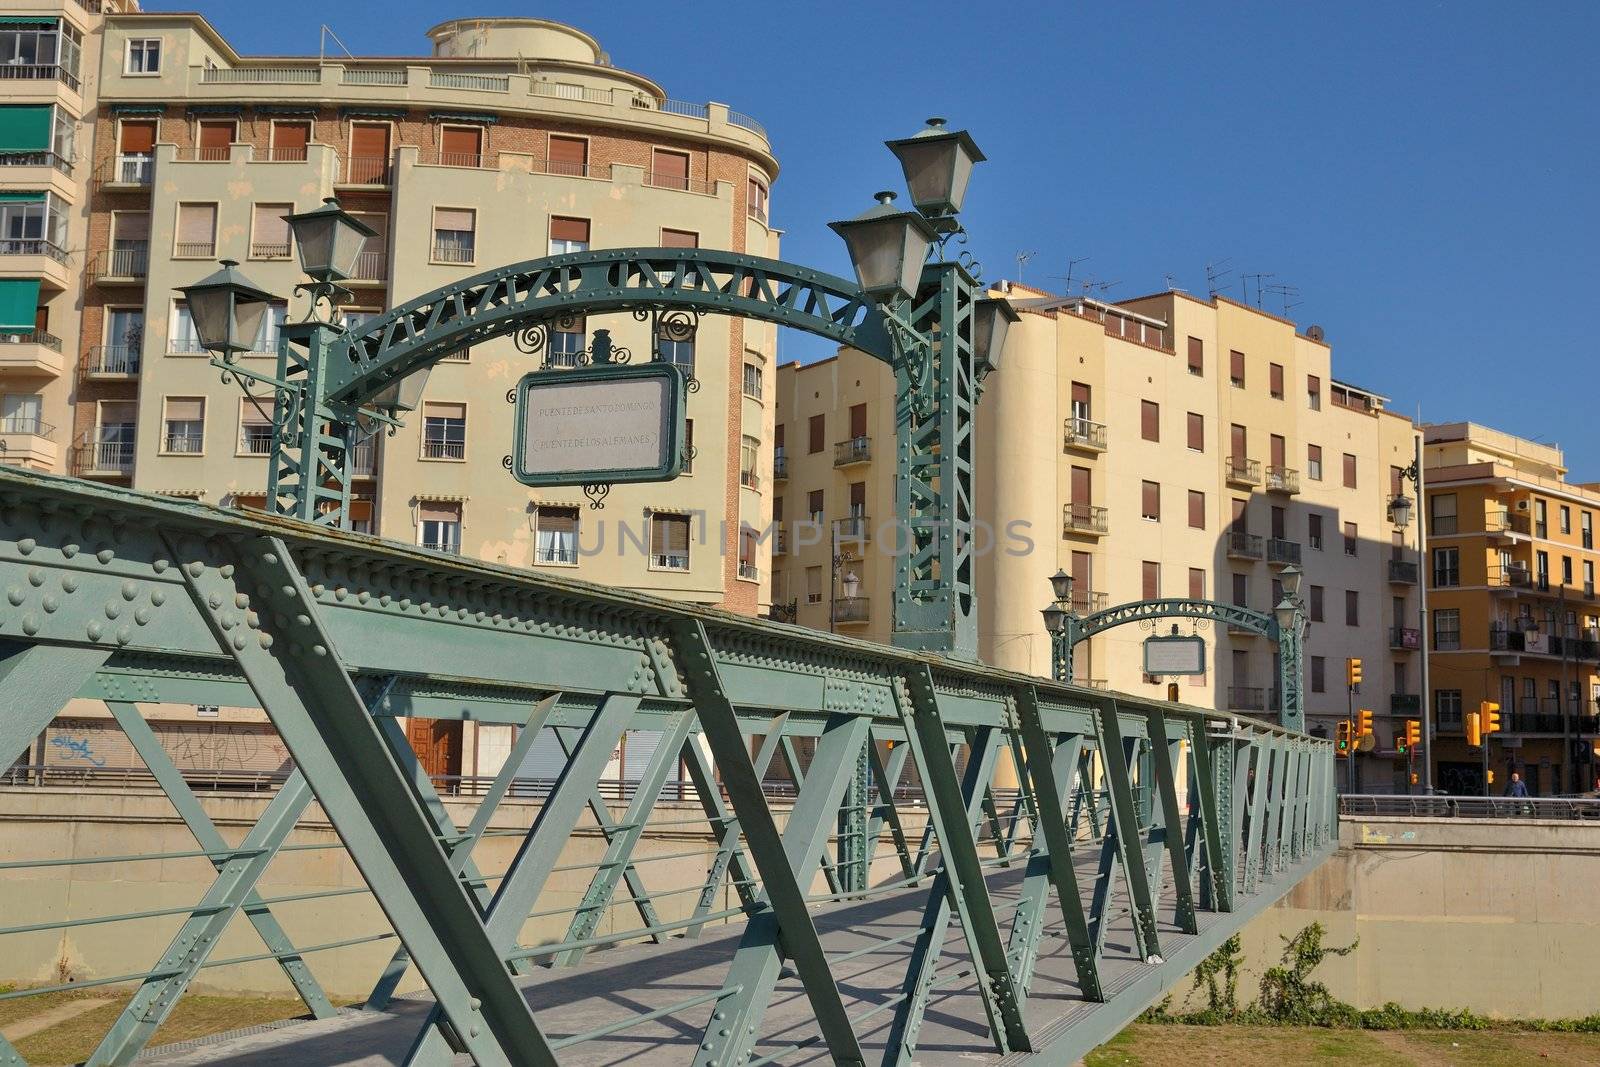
[1340,793,1600,820]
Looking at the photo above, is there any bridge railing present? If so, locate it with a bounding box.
[1341,793,1600,820]
[0,464,1337,1066]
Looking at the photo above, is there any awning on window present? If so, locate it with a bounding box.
[0,191,45,202]
[110,104,166,116]
[0,16,56,24]
[427,111,498,125]
[0,106,53,153]
[0,279,42,334]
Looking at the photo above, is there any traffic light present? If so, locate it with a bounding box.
[1346,657,1363,689]
[1358,708,1374,738]
[1482,700,1502,735]
[1335,720,1352,756]
[1465,709,1482,747]
[1401,719,1422,754]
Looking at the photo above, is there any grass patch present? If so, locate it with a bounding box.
[1088,1024,1600,1066]
[14,994,335,1065]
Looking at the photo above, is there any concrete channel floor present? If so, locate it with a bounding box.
[138,854,1247,1066]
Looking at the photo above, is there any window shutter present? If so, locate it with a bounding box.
[849,403,867,439]
[198,121,233,150]
[1343,453,1357,488]
[1270,434,1286,468]
[1142,480,1159,518]
[1230,423,1246,456]
[1230,349,1244,382]
[165,397,203,421]
[1189,568,1205,600]
[350,123,389,157]
[119,120,156,153]
[348,498,373,523]
[419,500,459,524]
[115,212,150,241]
[539,507,577,536]
[1186,412,1203,450]
[1188,490,1204,528]
[176,203,215,244]
[1187,336,1203,373]
[652,149,689,180]
[1142,562,1159,600]
[660,228,697,248]
[1070,381,1090,410]
[271,121,309,151]
[241,398,275,423]
[252,203,290,246]
[773,423,784,449]
[425,401,466,420]
[850,481,866,508]
[808,414,824,453]
[1269,362,1284,396]
[1140,400,1158,441]
[550,216,589,243]
[664,515,690,554]
[433,208,474,233]
[549,135,587,165]
[439,125,481,157]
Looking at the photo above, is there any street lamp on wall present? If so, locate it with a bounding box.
[1389,493,1415,530]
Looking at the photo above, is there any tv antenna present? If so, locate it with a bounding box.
[1242,272,1275,308]
[1205,259,1232,299]
[1163,272,1185,292]
[1050,257,1090,294]
[318,24,355,63]
[1265,282,1301,316]
[1014,250,1038,285]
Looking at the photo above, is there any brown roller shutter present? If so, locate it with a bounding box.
[198,120,233,159]
[176,203,215,245]
[1071,466,1090,503]
[1140,400,1158,441]
[1229,349,1245,384]
[165,397,204,421]
[1230,423,1246,459]
[440,125,482,163]
[549,135,587,172]
[651,148,689,188]
[1343,453,1357,488]
[1142,480,1160,519]
[1269,362,1284,398]
[550,216,590,243]
[1142,561,1159,600]
[1186,411,1203,450]
[1188,490,1205,529]
[350,122,389,157]
[271,121,309,159]
[849,403,867,439]
[1070,381,1090,413]
[1270,434,1286,469]
[1187,336,1203,374]
[120,120,156,153]
[419,500,460,524]
[773,423,784,449]
[808,414,824,453]
[651,514,690,555]
[660,228,698,248]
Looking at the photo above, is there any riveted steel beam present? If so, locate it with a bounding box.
[1144,712,1198,935]
[0,641,108,769]
[1094,700,1162,962]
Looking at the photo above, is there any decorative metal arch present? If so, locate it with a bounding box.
[1059,597,1303,732]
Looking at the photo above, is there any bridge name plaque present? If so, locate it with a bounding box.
[511,363,687,487]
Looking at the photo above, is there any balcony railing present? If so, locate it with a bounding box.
[1062,503,1108,536]
[1489,565,1533,589]
[92,245,148,280]
[0,150,72,174]
[1485,509,1530,536]
[772,451,788,480]
[834,515,871,542]
[349,439,377,477]
[174,241,216,259]
[1,329,62,353]
[644,172,717,194]
[1266,538,1301,566]
[431,151,487,170]
[530,81,611,104]
[772,529,786,556]
[162,432,203,454]
[341,156,392,186]
[1228,686,1266,711]
[82,345,140,377]
[0,239,68,264]
[74,440,134,475]
[1062,416,1107,452]
[96,155,154,188]
[432,243,475,264]
[0,416,55,439]
[421,539,462,555]
[350,249,388,281]
[833,437,871,466]
[1265,465,1300,494]
[1388,559,1419,584]
[422,439,466,460]
[832,596,870,624]
[1225,456,1261,487]
[1389,627,1421,651]
[737,561,759,581]
[651,553,689,572]
[167,337,206,355]
[534,544,577,565]
[1390,693,1422,714]
[1227,530,1264,560]
[740,469,761,491]
[342,68,409,86]
[1434,630,1462,651]
[0,64,79,93]
[201,66,320,84]
[1070,590,1109,615]
[250,242,292,260]
[429,71,510,92]
[239,427,274,455]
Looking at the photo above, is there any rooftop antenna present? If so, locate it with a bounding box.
[1242,272,1275,308]
[318,24,355,64]
[1079,277,1120,296]
[1014,250,1038,286]
[1205,259,1232,299]
[1050,256,1090,294]
[1163,272,1185,292]
[1265,282,1301,316]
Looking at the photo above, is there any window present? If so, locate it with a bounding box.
[1535,499,1548,538]
[418,501,461,554]
[250,301,287,354]
[196,119,234,162]
[660,227,698,249]
[438,124,483,168]
[1342,452,1357,489]
[1310,656,1325,694]
[169,301,202,354]
[549,215,590,255]
[1343,521,1358,556]
[547,315,586,368]
[738,526,759,581]
[1140,400,1159,442]
[655,316,694,376]
[115,119,156,182]
[1432,547,1460,586]
[1186,336,1203,376]
[806,566,823,604]
[1309,585,1324,623]
[421,401,466,459]
[1188,490,1205,529]
[174,202,216,258]
[1189,568,1205,600]
[649,512,691,570]
[1186,411,1203,451]
[269,120,310,162]
[1431,492,1457,535]
[1584,511,1594,550]
[742,361,763,400]
[808,414,824,454]
[1563,555,1574,585]
[1307,443,1323,481]
[125,37,161,75]
[747,175,769,222]
[0,20,79,86]
[1345,589,1359,626]
[250,203,292,259]
[1141,561,1160,600]
[1561,506,1572,535]
[547,134,588,176]
[648,148,691,190]
[432,207,475,263]
[161,397,204,454]
[1586,559,1595,593]
[1229,349,1244,388]
[1435,689,1462,731]
[533,505,579,565]
[807,489,824,524]
[238,396,275,455]
[347,122,391,184]
[1307,374,1321,409]
[100,307,143,372]
[1141,480,1160,521]
[1309,512,1324,551]
[1433,608,1461,650]
[682,419,694,474]
[1269,362,1284,399]
[740,434,760,490]
[1231,572,1248,607]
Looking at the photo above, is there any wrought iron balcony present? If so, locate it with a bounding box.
[1070,589,1109,615]
[1485,508,1530,537]
[833,436,871,466]
[350,250,388,282]
[737,561,760,581]
[349,439,377,477]
[1389,626,1421,651]
[0,63,79,93]
[1062,503,1107,537]
[81,345,141,378]
[0,331,64,377]
[92,245,148,281]
[1228,686,1266,711]
[1387,559,1419,584]
[834,515,871,542]
[1265,465,1300,494]
[773,450,788,480]
[1488,564,1533,591]
[1225,456,1261,488]
[341,155,393,186]
[240,427,275,455]
[1390,693,1421,714]
[162,432,203,454]
[0,150,72,174]
[73,439,134,476]
[740,469,761,491]
[832,596,870,624]
[1227,530,1264,560]
[422,439,466,460]
[1062,416,1107,453]
[0,416,54,440]
[0,238,68,264]
[1266,538,1301,567]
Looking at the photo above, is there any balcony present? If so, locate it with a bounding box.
[1225,456,1261,488]
[80,345,140,379]
[421,539,462,555]
[249,241,292,260]
[1485,508,1530,539]
[1389,626,1422,651]
[348,250,388,286]
[73,439,134,477]
[1266,538,1301,567]
[1488,564,1533,592]
[239,427,274,456]
[0,238,70,288]
[1228,686,1266,712]
[0,150,72,177]
[92,245,148,284]
[772,529,787,556]
[832,596,870,625]
[429,71,510,93]
[834,515,871,543]
[0,416,56,469]
[162,431,203,455]
[0,63,79,94]
[1265,465,1301,494]
[737,561,759,582]
[1390,693,1422,714]
[644,171,718,195]
[740,468,761,491]
[174,241,216,260]
[1062,503,1108,537]
[833,436,871,467]
[95,155,154,191]
[1387,559,1419,585]
[421,439,465,460]
[1226,530,1264,560]
[773,451,788,481]
[349,439,377,477]
[0,330,63,377]
[1062,416,1107,453]
[339,155,393,187]
[1070,589,1109,615]
[432,243,475,265]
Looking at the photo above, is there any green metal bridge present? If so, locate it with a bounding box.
[0,465,1337,1065]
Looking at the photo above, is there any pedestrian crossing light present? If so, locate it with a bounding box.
[1358,708,1374,738]
[1346,657,1363,689]
[1481,700,1502,735]
[1465,709,1482,747]
[1401,719,1421,754]
[1336,720,1352,756]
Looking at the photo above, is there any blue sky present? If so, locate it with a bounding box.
[199,1,1599,470]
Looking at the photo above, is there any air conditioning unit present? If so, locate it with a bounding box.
[1516,500,1531,512]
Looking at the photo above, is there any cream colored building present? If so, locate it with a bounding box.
[775,285,1421,790]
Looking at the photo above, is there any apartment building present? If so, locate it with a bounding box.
[1423,422,1600,797]
[775,285,1420,790]
[3,9,780,780]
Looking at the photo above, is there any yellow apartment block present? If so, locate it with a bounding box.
[1423,422,1600,797]
[775,285,1420,791]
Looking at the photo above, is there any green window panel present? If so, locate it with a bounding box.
[0,278,40,333]
[0,105,52,152]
